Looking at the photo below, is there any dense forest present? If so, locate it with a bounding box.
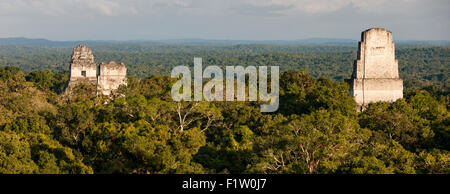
[0,44,448,174]
[0,44,448,93]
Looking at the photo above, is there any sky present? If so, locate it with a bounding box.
[0,0,449,41]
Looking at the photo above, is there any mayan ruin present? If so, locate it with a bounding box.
[97,61,127,96]
[348,28,403,111]
[66,44,127,96]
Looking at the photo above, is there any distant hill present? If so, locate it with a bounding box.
[0,37,358,47]
[141,38,358,45]
[0,37,449,47]
[0,37,115,47]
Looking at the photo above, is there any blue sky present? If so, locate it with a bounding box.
[1,0,449,40]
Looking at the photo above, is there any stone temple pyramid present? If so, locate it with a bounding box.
[348,28,403,111]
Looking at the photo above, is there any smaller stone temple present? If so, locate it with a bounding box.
[97,61,127,96]
[348,28,403,111]
[66,45,127,96]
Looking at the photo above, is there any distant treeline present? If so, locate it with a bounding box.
[2,37,450,47]
[0,44,448,94]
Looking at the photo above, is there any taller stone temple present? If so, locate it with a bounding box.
[66,45,127,96]
[348,28,403,111]
[66,45,98,90]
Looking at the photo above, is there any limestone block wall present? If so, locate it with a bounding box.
[69,65,97,81]
[97,61,127,96]
[350,78,403,105]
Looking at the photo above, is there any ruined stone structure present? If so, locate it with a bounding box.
[66,45,127,96]
[348,28,403,111]
[67,45,97,90]
[97,61,127,96]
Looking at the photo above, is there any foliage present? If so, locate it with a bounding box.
[0,44,448,174]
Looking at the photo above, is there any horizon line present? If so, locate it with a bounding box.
[2,37,450,43]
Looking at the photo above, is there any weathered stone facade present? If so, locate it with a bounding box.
[65,45,127,96]
[66,44,97,91]
[97,61,127,96]
[348,28,403,111]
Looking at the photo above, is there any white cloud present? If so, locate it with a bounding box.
[241,0,422,14]
[0,0,447,40]
[0,0,138,16]
[0,0,424,17]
